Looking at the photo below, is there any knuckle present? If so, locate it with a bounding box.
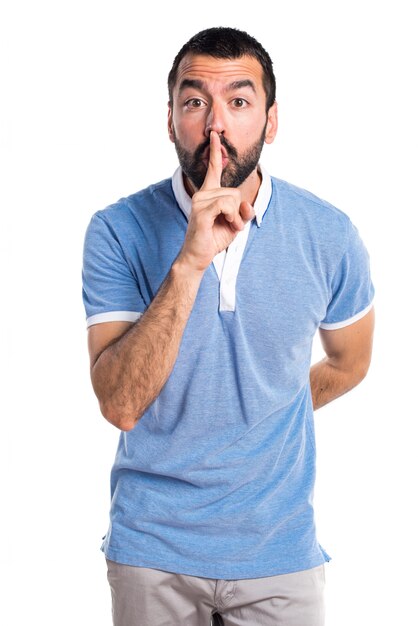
[226,196,240,211]
[193,190,205,202]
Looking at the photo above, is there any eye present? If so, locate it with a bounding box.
[185,98,205,110]
[232,98,248,108]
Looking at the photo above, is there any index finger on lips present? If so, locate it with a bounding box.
[200,131,222,190]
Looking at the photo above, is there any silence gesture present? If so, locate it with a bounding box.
[178,131,255,273]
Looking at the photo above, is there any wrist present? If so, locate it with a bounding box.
[171,255,206,283]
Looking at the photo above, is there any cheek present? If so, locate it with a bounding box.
[175,119,205,150]
[233,112,265,136]
[232,123,261,149]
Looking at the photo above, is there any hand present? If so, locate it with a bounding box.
[177,131,255,272]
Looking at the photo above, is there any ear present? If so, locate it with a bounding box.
[264,101,278,144]
[167,102,175,143]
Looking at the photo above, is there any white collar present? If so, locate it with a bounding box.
[171,164,272,228]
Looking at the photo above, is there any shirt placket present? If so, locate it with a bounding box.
[219,224,251,312]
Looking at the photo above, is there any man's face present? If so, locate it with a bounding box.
[168,54,277,191]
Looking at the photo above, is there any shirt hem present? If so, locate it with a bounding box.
[101,545,331,580]
[319,301,374,330]
[86,311,143,328]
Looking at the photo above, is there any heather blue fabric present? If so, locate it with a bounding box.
[82,175,374,579]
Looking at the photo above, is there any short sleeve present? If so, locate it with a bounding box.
[82,213,146,328]
[319,220,375,330]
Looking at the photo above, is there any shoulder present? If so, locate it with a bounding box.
[270,176,352,247]
[84,177,177,248]
[94,177,174,224]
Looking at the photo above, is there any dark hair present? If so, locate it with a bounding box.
[168,27,276,111]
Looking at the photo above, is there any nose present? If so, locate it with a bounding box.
[204,102,226,138]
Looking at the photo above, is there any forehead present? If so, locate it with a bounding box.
[174,53,264,91]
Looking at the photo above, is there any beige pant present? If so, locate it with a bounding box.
[106,559,325,626]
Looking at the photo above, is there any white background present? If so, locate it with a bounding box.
[2,1,417,624]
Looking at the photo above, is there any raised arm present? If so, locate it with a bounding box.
[310,307,375,411]
[88,132,254,431]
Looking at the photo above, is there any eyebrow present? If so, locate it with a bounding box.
[178,78,257,94]
[178,79,204,92]
[227,80,256,93]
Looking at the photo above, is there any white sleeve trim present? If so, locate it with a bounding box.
[319,301,374,331]
[86,311,143,328]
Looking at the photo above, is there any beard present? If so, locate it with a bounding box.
[173,122,267,189]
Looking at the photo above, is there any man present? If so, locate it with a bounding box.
[82,27,374,626]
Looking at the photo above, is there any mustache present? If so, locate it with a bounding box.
[194,135,238,160]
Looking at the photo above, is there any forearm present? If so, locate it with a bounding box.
[309,357,367,411]
[91,260,204,430]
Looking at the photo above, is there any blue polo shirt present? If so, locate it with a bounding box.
[82,170,374,579]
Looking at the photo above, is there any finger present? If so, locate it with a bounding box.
[224,201,254,232]
[239,201,255,224]
[200,131,222,190]
[218,199,246,231]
